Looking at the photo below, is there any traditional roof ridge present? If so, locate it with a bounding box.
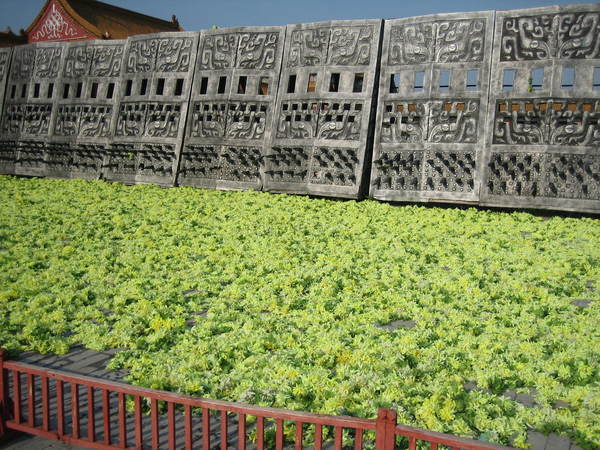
[25,0,181,42]
[67,0,182,31]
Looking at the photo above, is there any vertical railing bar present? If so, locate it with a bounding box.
[118,392,126,449]
[256,416,264,450]
[102,389,110,445]
[315,423,323,450]
[355,428,363,450]
[56,380,64,437]
[276,418,284,450]
[0,350,6,437]
[12,370,20,425]
[134,395,142,449]
[409,436,417,450]
[71,383,80,440]
[168,401,176,450]
[151,398,159,450]
[202,407,210,450]
[220,410,228,450]
[238,413,246,450]
[184,404,193,450]
[87,386,95,442]
[27,373,34,427]
[41,375,49,432]
[430,443,439,450]
[295,421,303,450]
[334,426,343,450]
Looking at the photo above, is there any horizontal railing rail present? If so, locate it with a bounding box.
[0,350,512,449]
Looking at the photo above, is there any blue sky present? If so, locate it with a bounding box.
[0,0,590,33]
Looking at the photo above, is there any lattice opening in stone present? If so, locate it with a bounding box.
[466,69,478,91]
[390,74,400,93]
[439,71,450,91]
[502,69,516,91]
[561,67,575,90]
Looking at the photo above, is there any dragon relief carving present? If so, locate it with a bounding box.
[64,46,93,78]
[389,18,486,65]
[328,26,373,65]
[199,34,239,70]
[126,39,158,73]
[156,38,193,72]
[54,105,80,136]
[435,19,486,62]
[380,101,428,143]
[493,99,600,146]
[549,101,600,146]
[493,100,548,145]
[226,103,268,140]
[80,106,113,138]
[389,24,434,65]
[145,103,182,138]
[190,102,226,138]
[116,103,146,137]
[22,104,52,136]
[34,47,62,78]
[10,47,35,80]
[428,100,479,143]
[500,12,600,61]
[287,28,330,68]
[317,102,363,141]
[0,50,11,79]
[90,45,123,77]
[237,32,279,69]
[276,101,319,139]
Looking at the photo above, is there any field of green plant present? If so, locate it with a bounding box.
[0,176,598,447]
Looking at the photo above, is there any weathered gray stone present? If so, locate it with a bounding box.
[264,19,383,199]
[480,4,600,214]
[0,4,598,213]
[546,433,571,450]
[370,11,494,205]
[571,299,592,308]
[177,26,286,191]
[105,31,200,186]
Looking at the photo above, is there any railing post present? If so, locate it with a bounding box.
[0,349,7,438]
[375,408,397,450]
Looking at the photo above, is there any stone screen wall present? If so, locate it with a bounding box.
[370,11,494,204]
[0,4,598,213]
[481,4,600,212]
[264,20,382,199]
[178,26,285,191]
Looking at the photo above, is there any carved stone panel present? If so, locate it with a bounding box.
[110,32,199,186]
[372,11,493,203]
[267,19,382,198]
[275,100,319,140]
[388,18,486,65]
[288,28,330,68]
[500,11,600,61]
[380,101,428,144]
[179,26,284,190]
[484,4,600,212]
[316,101,364,140]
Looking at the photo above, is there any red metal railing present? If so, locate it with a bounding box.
[0,349,511,449]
